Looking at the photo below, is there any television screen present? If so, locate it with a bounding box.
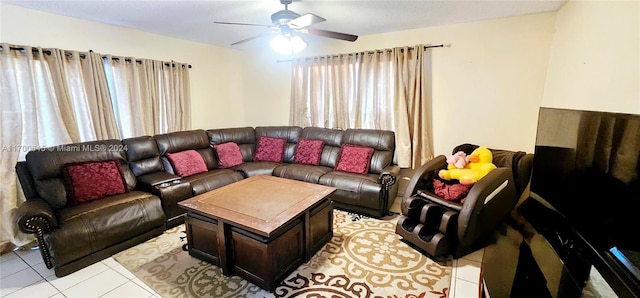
[530,108,640,251]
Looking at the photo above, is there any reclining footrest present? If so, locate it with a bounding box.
[396,202,454,258]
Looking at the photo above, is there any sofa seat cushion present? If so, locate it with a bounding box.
[179,169,244,195]
[233,161,282,177]
[318,171,382,210]
[272,164,333,184]
[50,191,165,266]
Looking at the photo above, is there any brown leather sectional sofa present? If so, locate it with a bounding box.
[14,126,399,277]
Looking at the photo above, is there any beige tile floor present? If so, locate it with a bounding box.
[1,171,482,297]
[0,247,159,297]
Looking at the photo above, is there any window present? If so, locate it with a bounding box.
[290,45,433,168]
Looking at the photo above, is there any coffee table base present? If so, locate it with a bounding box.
[184,199,333,292]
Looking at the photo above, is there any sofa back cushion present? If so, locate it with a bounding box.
[255,126,302,163]
[301,127,344,168]
[342,129,395,174]
[25,139,135,210]
[207,127,255,162]
[154,130,216,173]
[63,160,129,205]
[122,136,164,177]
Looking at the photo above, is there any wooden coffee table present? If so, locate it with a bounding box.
[177,175,335,291]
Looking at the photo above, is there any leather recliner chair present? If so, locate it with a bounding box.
[395,144,533,259]
[14,139,167,277]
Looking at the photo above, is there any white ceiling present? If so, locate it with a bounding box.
[3,0,567,50]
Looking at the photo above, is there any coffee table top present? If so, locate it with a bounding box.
[178,175,335,236]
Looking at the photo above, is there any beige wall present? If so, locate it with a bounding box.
[542,0,640,114]
[240,50,293,127]
[0,3,246,131]
[242,12,557,155]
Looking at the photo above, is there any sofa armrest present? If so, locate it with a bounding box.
[379,164,401,188]
[136,173,192,226]
[403,155,447,200]
[376,164,401,216]
[14,198,57,269]
[137,172,181,187]
[457,167,517,246]
[15,198,57,233]
[400,155,447,215]
[461,167,515,215]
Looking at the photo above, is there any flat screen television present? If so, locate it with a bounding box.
[529,107,640,293]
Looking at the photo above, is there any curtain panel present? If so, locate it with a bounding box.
[159,60,191,133]
[0,43,191,253]
[59,50,120,141]
[290,44,433,168]
[0,44,83,252]
[104,57,191,137]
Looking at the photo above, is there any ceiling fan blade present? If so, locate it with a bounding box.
[287,13,325,29]
[215,21,272,28]
[303,28,358,42]
[231,33,275,46]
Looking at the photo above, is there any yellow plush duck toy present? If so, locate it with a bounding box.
[439,146,497,185]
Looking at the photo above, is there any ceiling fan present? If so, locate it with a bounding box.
[215,0,358,54]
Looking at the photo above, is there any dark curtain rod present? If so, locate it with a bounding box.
[103,57,192,69]
[4,46,192,69]
[277,44,445,63]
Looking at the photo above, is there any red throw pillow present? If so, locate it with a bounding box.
[166,150,208,177]
[294,138,324,165]
[63,160,128,206]
[253,136,286,162]
[213,142,244,168]
[335,144,375,174]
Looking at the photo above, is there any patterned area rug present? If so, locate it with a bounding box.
[114,210,452,297]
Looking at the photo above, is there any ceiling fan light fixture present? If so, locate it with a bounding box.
[270,34,307,54]
[220,0,358,49]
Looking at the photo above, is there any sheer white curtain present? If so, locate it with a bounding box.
[290,44,433,168]
[46,49,121,142]
[153,60,191,133]
[104,56,149,138]
[61,51,120,141]
[104,57,191,137]
[0,44,80,252]
[290,54,355,128]
[163,61,191,133]
[395,45,433,168]
[1,43,191,253]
